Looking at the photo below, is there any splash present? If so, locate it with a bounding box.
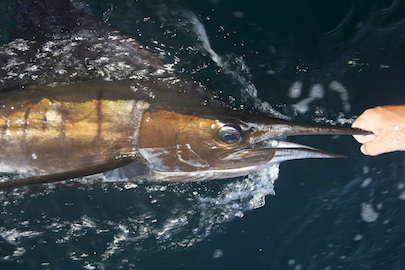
[329,80,351,113]
[292,83,325,114]
[159,8,290,120]
[180,11,223,67]
[0,164,278,264]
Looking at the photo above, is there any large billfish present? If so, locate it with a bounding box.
[0,0,369,189]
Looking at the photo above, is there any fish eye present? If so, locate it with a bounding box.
[217,125,243,144]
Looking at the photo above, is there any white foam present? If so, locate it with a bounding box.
[361,178,372,188]
[232,11,245,18]
[309,83,324,98]
[353,234,364,241]
[360,203,379,222]
[8,38,30,51]
[292,97,313,114]
[199,164,279,211]
[329,80,351,112]
[212,249,224,258]
[288,81,303,98]
[288,259,296,265]
[0,227,42,260]
[292,83,324,114]
[182,11,223,67]
[399,190,405,200]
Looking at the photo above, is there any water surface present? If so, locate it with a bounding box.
[0,0,405,269]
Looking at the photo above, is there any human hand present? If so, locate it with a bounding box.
[352,105,405,156]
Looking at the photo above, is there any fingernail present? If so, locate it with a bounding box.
[360,145,369,155]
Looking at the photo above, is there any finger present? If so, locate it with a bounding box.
[353,133,377,144]
[351,116,370,131]
[360,145,369,155]
[361,133,392,156]
[361,143,384,156]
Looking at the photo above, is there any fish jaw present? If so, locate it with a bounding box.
[148,140,345,182]
[269,140,346,162]
[211,140,344,172]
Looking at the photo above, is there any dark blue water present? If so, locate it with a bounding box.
[1,0,405,269]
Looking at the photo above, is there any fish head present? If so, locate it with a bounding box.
[138,108,367,181]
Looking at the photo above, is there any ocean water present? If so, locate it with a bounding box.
[0,0,405,269]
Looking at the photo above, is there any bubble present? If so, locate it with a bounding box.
[288,81,303,99]
[329,80,351,112]
[360,203,379,222]
[232,11,245,18]
[309,83,324,99]
[361,178,372,188]
[212,249,223,258]
[353,234,364,241]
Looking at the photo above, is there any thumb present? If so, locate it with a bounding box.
[353,133,377,144]
[359,145,370,155]
[361,142,381,156]
[360,131,391,156]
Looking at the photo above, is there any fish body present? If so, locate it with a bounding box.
[0,75,368,189]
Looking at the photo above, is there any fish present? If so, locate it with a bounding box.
[0,0,369,190]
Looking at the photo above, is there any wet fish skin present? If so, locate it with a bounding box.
[0,82,140,175]
[0,76,369,188]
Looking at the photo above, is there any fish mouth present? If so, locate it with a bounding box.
[217,140,345,169]
[267,140,346,163]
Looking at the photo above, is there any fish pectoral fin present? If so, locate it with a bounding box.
[103,160,151,180]
[0,157,135,190]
